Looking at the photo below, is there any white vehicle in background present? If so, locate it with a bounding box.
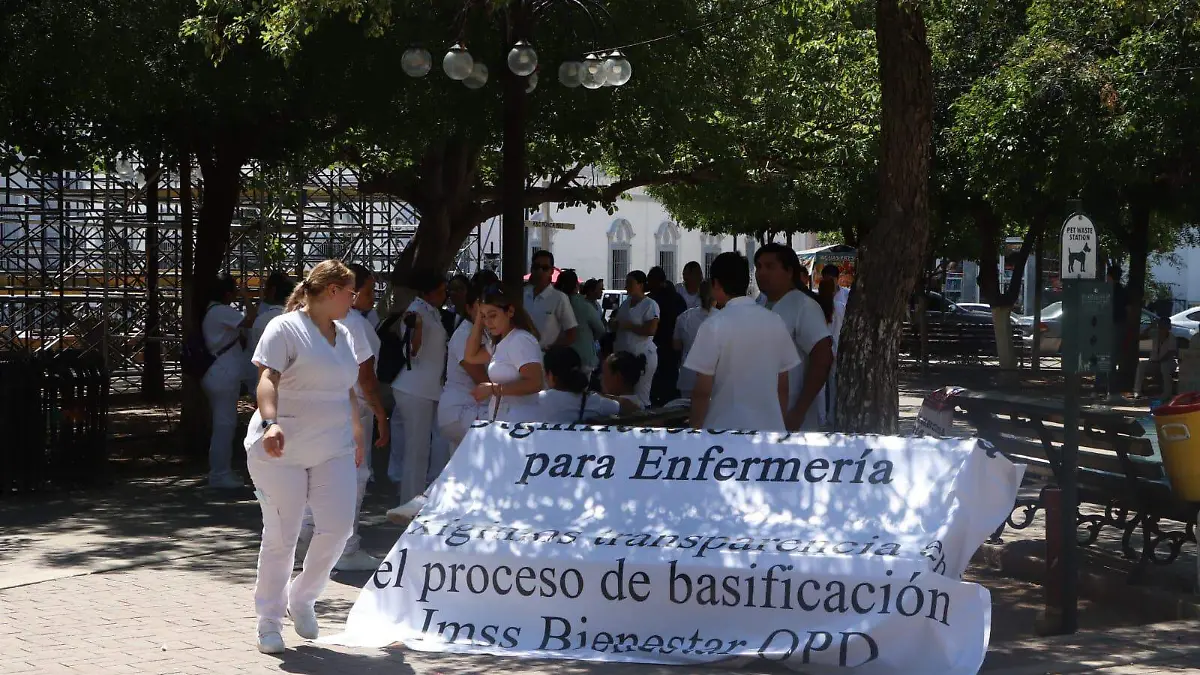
[1169,307,1200,348]
[955,302,993,314]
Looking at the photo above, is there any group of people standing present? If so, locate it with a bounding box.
[195,244,850,654]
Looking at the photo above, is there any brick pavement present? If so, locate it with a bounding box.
[3,471,1200,674]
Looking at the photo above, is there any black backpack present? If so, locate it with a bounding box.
[376,313,416,385]
[181,304,239,380]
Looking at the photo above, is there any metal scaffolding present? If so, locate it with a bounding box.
[0,157,488,393]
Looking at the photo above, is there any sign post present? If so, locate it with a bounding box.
[1058,212,1105,634]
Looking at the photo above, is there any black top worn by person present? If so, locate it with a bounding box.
[647,268,688,406]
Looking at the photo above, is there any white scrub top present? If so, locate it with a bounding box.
[393,297,447,402]
[683,296,801,431]
[202,303,245,381]
[486,328,542,422]
[766,289,833,430]
[338,309,379,403]
[536,389,620,424]
[673,307,713,397]
[677,283,701,311]
[439,320,487,428]
[524,285,578,349]
[244,311,360,468]
[246,303,284,385]
[614,296,660,355]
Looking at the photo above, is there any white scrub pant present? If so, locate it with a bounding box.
[299,406,372,556]
[201,367,241,482]
[387,402,406,484]
[249,453,356,635]
[438,401,478,456]
[394,391,441,504]
[634,349,658,409]
[1135,358,1177,398]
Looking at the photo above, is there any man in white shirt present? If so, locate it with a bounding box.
[524,250,578,350]
[757,244,834,431]
[677,261,704,310]
[684,252,801,431]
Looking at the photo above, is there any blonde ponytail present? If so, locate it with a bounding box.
[285,259,354,312]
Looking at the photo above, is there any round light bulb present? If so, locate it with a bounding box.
[401,47,433,78]
[526,72,538,93]
[443,44,474,81]
[507,41,538,77]
[558,61,583,88]
[581,53,607,90]
[464,62,489,89]
[603,51,632,86]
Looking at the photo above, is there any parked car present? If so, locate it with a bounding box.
[1169,307,1200,348]
[955,302,1026,323]
[600,289,627,323]
[908,292,995,325]
[1021,301,1156,354]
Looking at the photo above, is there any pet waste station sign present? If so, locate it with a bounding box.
[324,422,1024,674]
[1060,214,1097,280]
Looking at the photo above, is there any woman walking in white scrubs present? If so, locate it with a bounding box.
[465,286,544,423]
[613,270,660,407]
[245,260,365,654]
[202,274,258,489]
[294,263,389,572]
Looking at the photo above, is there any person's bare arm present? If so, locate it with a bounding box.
[463,313,491,365]
[689,374,714,429]
[357,357,390,447]
[786,337,833,430]
[778,371,790,423]
[462,360,489,384]
[257,365,285,456]
[349,389,365,467]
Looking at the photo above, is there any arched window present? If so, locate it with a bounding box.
[655,221,681,283]
[607,218,635,289]
[701,233,724,278]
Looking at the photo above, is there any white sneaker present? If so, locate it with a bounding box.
[334,549,382,572]
[287,605,319,640]
[386,495,428,524]
[257,631,285,654]
[208,474,245,489]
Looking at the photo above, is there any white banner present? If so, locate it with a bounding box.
[326,423,1025,674]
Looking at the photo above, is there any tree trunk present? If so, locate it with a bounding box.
[194,144,245,303]
[141,156,164,399]
[1118,197,1151,389]
[835,0,933,434]
[501,7,531,305]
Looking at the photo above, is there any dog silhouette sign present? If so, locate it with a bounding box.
[1060,214,1097,280]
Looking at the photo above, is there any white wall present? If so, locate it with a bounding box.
[1150,248,1198,306]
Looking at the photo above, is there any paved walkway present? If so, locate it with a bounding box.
[3,476,1200,675]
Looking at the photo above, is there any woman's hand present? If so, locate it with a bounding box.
[374,416,390,448]
[471,382,497,403]
[262,424,285,457]
[355,437,366,467]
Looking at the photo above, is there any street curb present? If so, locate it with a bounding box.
[971,540,1200,621]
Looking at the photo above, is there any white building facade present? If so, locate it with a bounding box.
[480,184,821,289]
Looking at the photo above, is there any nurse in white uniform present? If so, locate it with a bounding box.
[613,270,660,408]
[295,264,389,572]
[464,286,544,424]
[672,280,714,399]
[201,274,258,489]
[386,280,490,524]
[244,260,365,655]
[245,272,294,397]
[389,270,449,516]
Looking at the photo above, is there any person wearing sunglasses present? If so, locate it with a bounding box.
[524,250,578,352]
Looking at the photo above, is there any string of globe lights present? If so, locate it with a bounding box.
[398,41,632,91]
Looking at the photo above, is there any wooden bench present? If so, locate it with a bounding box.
[901,322,1025,366]
[952,389,1196,581]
